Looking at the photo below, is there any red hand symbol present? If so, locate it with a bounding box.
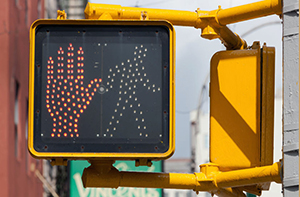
[45,43,101,138]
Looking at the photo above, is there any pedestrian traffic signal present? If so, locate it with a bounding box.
[28,20,175,161]
[210,42,275,171]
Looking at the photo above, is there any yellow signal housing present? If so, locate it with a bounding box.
[210,42,275,171]
[28,19,175,162]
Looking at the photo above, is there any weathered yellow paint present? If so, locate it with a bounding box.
[210,43,275,171]
[82,160,282,195]
[28,19,176,161]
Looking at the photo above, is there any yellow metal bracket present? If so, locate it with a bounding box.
[85,0,281,50]
[50,158,68,166]
[135,159,152,167]
[57,10,67,20]
[99,12,113,20]
[82,160,282,196]
[140,11,149,20]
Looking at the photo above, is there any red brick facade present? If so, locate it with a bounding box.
[0,0,44,196]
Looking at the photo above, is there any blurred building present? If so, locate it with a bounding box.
[45,0,87,19]
[0,0,44,196]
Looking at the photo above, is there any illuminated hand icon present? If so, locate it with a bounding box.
[45,43,101,138]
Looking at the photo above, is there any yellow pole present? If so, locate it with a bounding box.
[217,0,282,25]
[84,3,201,27]
[85,0,281,50]
[82,161,282,192]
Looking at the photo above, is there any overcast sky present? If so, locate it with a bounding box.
[89,0,282,158]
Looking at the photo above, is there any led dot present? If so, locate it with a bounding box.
[143,54,146,57]
[138,126,140,129]
[136,118,138,121]
[112,116,114,119]
[109,122,112,125]
[158,88,161,91]
[138,55,141,59]
[144,126,146,129]
[125,100,128,103]
[117,103,119,106]
[80,109,83,113]
[142,118,144,122]
[134,110,136,113]
[120,113,123,116]
[132,73,135,77]
[138,104,140,107]
[110,134,113,137]
[140,111,143,114]
[111,79,114,82]
[135,98,137,101]
[58,134,61,137]
[143,83,146,86]
[140,133,142,136]
[142,67,145,70]
[123,106,125,110]
[134,58,136,61]
[71,134,74,137]
[153,89,156,92]
[116,120,119,124]
[104,134,106,136]
[130,104,132,108]
[51,133,55,137]
[145,134,148,137]
[109,69,112,72]
[107,82,110,85]
[113,127,116,131]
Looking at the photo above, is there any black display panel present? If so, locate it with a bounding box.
[33,24,170,153]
